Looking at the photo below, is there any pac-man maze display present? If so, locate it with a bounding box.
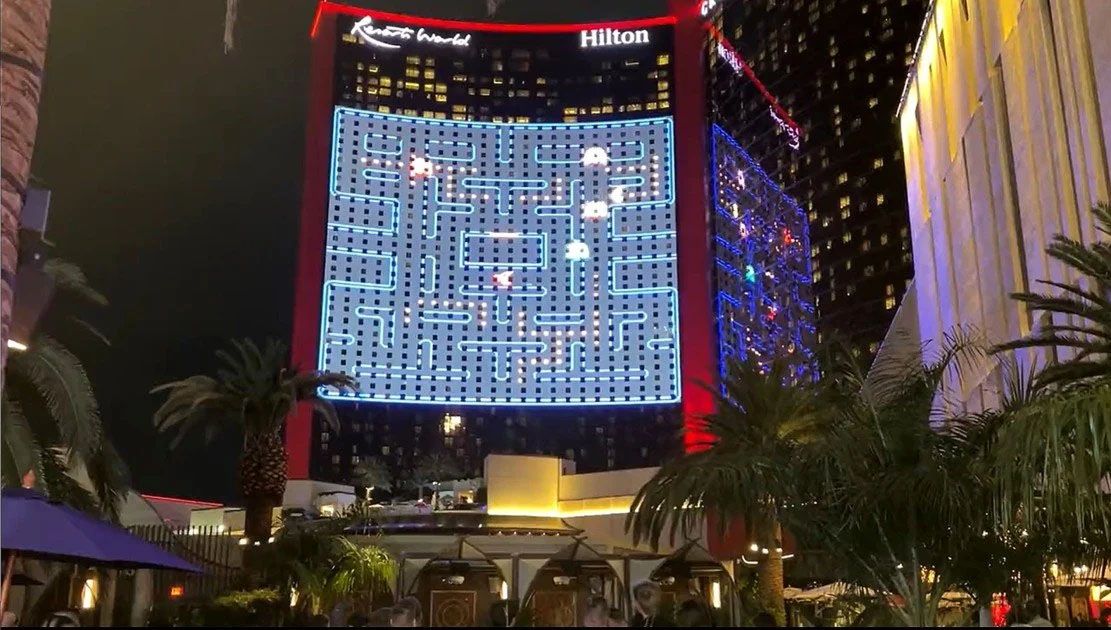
[319,109,680,405]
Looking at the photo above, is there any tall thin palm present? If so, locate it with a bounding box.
[152,339,355,541]
[626,359,821,625]
[994,203,1111,388]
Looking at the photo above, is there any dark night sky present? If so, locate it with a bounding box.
[31,0,664,503]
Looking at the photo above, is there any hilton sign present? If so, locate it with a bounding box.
[579,27,650,48]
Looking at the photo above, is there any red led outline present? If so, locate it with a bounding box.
[311,0,677,38]
[705,22,802,136]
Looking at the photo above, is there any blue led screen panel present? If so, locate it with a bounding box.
[319,109,680,405]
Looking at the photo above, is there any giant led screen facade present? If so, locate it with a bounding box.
[318,109,680,405]
[710,125,814,380]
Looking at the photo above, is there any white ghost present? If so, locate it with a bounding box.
[581,201,610,220]
[565,241,591,261]
[492,270,514,287]
[608,186,625,204]
[581,146,609,166]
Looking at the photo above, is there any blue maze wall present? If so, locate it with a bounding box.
[711,125,814,380]
[319,109,680,405]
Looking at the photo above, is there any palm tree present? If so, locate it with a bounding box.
[261,516,395,620]
[994,202,1111,388]
[152,339,355,542]
[411,450,462,508]
[992,203,1111,555]
[351,457,391,502]
[0,0,52,377]
[1,258,128,519]
[626,359,822,625]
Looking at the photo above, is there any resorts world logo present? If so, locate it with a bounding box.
[349,16,472,50]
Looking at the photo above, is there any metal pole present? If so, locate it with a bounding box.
[0,551,17,616]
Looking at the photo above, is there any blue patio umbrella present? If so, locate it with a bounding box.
[0,487,200,613]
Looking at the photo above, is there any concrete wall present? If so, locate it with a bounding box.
[898,0,1110,406]
[485,454,562,517]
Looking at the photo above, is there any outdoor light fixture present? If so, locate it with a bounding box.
[80,575,98,610]
[445,575,466,585]
[6,339,27,352]
[237,537,249,546]
[500,581,509,600]
[169,585,185,599]
[711,581,722,609]
[290,589,299,608]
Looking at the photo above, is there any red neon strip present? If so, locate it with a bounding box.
[140,494,223,509]
[705,22,801,135]
[314,0,675,36]
[310,1,325,38]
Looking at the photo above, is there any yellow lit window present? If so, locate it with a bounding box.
[837,172,848,184]
[356,86,363,94]
[808,210,818,221]
[657,81,669,91]
[627,103,642,112]
[423,83,434,92]
[564,115,578,122]
[378,88,391,96]
[868,97,879,108]
[493,77,504,85]
[646,102,658,110]
[452,113,467,121]
[873,157,884,169]
[841,232,852,243]
[366,64,379,73]
[563,107,577,115]
[434,112,446,119]
[876,193,886,205]
[379,77,392,87]
[657,54,670,65]
[404,81,419,90]
[480,88,491,96]
[403,109,417,116]
[516,116,529,123]
[453,105,467,113]
[377,105,390,113]
[435,94,447,102]
[885,297,896,310]
[536,77,547,85]
[435,83,447,93]
[423,69,435,79]
[590,106,601,115]
[452,74,467,82]
[839,196,851,209]
[601,105,613,114]
[405,55,419,64]
[864,49,876,61]
[659,100,670,109]
[405,67,420,78]
[840,208,851,220]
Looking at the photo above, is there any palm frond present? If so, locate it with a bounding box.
[8,334,103,459]
[85,441,131,522]
[1,392,43,485]
[43,259,108,306]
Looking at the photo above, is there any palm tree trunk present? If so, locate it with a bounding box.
[0,0,51,380]
[244,494,277,542]
[754,519,786,626]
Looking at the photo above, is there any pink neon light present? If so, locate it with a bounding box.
[140,494,224,509]
[312,0,677,38]
[705,22,802,136]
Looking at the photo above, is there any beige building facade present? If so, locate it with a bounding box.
[895,0,1111,404]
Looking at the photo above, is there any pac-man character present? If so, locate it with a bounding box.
[409,156,434,179]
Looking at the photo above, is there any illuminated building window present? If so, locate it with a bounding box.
[536,77,547,85]
[405,67,420,78]
[885,297,896,310]
[493,77,504,85]
[562,107,576,115]
[423,69,435,79]
[837,172,848,184]
[842,231,852,243]
[435,94,447,103]
[435,83,447,94]
[405,55,419,64]
[873,157,884,169]
[822,216,831,227]
[377,105,390,113]
[869,97,879,108]
[840,208,851,220]
[659,100,670,109]
[839,196,851,209]
[876,193,886,205]
[423,84,434,92]
[864,49,876,61]
[379,77,392,87]
[443,414,463,436]
[479,88,491,96]
[404,81,419,90]
[657,53,670,65]
[808,210,818,221]
[563,116,577,122]
[880,233,889,245]
[657,81,669,91]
